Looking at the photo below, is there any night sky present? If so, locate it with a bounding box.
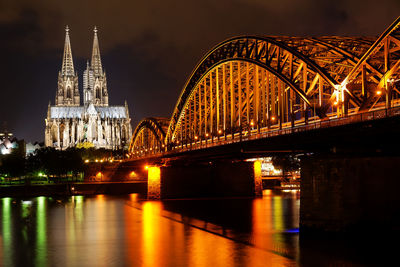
[1,0,399,142]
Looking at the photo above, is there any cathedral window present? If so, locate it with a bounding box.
[67,87,71,98]
[96,87,100,99]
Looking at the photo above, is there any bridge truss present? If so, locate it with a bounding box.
[128,117,169,156]
[129,17,400,158]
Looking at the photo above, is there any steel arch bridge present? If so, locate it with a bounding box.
[129,17,400,158]
[128,117,169,156]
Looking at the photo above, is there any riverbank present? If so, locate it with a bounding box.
[0,181,147,197]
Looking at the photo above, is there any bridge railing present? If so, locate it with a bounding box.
[167,105,400,154]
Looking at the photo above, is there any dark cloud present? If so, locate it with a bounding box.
[0,0,399,141]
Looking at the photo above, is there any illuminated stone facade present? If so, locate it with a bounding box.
[45,27,132,149]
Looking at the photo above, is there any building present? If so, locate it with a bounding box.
[0,129,16,155]
[45,26,132,150]
[0,127,27,156]
[25,142,44,156]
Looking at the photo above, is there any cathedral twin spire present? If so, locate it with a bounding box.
[91,27,103,76]
[56,26,108,107]
[61,26,75,76]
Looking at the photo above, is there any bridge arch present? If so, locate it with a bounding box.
[165,36,376,143]
[340,16,400,111]
[128,17,400,153]
[128,117,169,156]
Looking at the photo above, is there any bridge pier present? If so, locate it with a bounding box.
[147,160,262,199]
[300,154,400,235]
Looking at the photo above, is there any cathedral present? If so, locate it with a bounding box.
[45,26,132,150]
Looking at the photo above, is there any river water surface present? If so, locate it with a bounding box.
[0,190,389,266]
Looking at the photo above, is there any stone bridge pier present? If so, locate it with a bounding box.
[147,160,263,199]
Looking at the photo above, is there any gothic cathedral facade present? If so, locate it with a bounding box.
[45,26,132,149]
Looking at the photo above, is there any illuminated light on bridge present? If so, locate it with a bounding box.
[129,171,137,178]
[147,166,161,199]
[128,118,169,156]
[263,189,272,196]
[127,16,400,158]
[96,172,102,179]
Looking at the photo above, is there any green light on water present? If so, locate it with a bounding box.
[2,197,11,214]
[2,198,12,266]
[75,195,84,204]
[35,196,47,267]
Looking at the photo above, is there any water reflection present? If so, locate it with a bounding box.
[142,201,162,267]
[35,196,47,267]
[1,197,12,267]
[0,192,299,266]
[1,189,378,266]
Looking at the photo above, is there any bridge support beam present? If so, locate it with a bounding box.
[300,154,400,235]
[147,160,262,199]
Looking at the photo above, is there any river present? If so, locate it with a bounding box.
[0,190,390,266]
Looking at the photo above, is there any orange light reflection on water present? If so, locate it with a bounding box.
[252,194,273,250]
[187,224,234,267]
[129,193,138,202]
[142,201,162,267]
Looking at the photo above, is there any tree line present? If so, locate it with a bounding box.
[0,147,124,179]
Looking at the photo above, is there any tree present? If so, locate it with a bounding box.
[0,150,26,177]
